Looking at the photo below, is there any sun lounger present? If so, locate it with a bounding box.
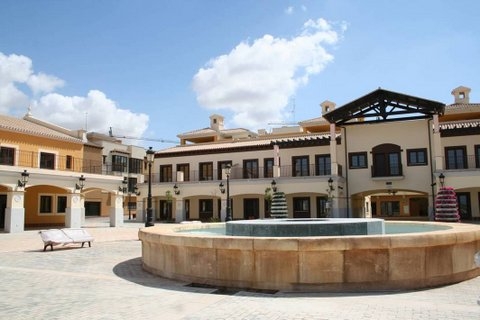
[39,228,94,251]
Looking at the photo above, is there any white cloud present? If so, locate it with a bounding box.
[33,90,149,138]
[27,72,65,95]
[285,6,294,15]
[0,51,149,140]
[192,18,344,130]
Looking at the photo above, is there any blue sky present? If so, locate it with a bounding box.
[1,1,479,149]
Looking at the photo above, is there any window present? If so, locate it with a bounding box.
[199,199,213,221]
[293,197,310,218]
[349,152,367,169]
[177,163,190,181]
[40,195,53,214]
[57,196,67,213]
[243,159,259,178]
[129,158,143,174]
[40,152,55,169]
[315,154,331,176]
[0,146,15,165]
[218,161,232,180]
[407,148,428,166]
[66,155,73,170]
[381,201,400,216]
[292,156,309,176]
[476,145,480,168]
[112,154,127,172]
[372,144,402,177]
[128,177,138,193]
[199,162,213,181]
[316,196,328,218]
[160,165,173,182]
[445,146,467,169]
[264,158,274,178]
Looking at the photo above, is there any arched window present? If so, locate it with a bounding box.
[372,144,402,177]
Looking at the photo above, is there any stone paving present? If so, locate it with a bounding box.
[0,218,479,320]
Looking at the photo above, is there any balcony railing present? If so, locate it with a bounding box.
[1,150,142,176]
[149,164,343,184]
[443,155,480,171]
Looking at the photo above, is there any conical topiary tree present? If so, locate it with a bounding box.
[270,191,288,219]
[435,186,460,222]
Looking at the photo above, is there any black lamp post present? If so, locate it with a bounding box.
[439,173,445,187]
[173,183,180,195]
[219,164,232,222]
[145,147,155,227]
[18,170,29,187]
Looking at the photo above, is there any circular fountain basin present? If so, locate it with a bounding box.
[226,218,385,237]
[139,220,480,292]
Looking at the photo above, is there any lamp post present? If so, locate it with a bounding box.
[76,175,86,191]
[219,164,232,222]
[145,147,155,227]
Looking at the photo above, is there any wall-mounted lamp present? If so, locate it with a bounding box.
[271,179,277,192]
[118,176,128,193]
[173,183,180,195]
[17,169,30,188]
[75,175,86,191]
[219,182,225,194]
[439,173,445,187]
[328,177,334,191]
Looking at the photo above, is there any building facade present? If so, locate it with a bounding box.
[146,86,480,222]
[0,111,146,233]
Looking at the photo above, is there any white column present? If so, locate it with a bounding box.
[432,114,443,170]
[174,199,184,222]
[330,123,338,175]
[5,191,26,233]
[273,144,281,178]
[220,198,227,221]
[109,193,124,227]
[65,194,83,228]
[135,200,144,222]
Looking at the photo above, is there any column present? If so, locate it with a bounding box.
[330,123,338,175]
[65,194,83,228]
[135,200,144,222]
[109,193,124,227]
[432,114,443,170]
[174,199,184,222]
[5,191,26,233]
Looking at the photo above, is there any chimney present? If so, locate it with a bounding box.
[210,114,224,131]
[451,86,471,104]
[321,100,336,115]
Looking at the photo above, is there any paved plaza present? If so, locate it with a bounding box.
[0,218,479,320]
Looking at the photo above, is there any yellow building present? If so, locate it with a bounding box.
[145,86,479,222]
[0,111,146,233]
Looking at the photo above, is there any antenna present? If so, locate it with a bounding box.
[268,98,297,126]
[85,112,88,131]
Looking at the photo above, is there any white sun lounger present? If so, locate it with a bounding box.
[39,228,94,251]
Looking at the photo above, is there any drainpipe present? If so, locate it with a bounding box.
[343,126,350,218]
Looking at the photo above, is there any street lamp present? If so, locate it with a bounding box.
[439,173,445,187]
[219,164,232,222]
[17,170,29,188]
[145,147,155,227]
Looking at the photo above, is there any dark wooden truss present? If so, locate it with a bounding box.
[323,88,445,126]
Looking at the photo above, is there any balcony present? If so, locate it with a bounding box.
[443,155,480,171]
[1,150,142,176]
[149,164,343,184]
